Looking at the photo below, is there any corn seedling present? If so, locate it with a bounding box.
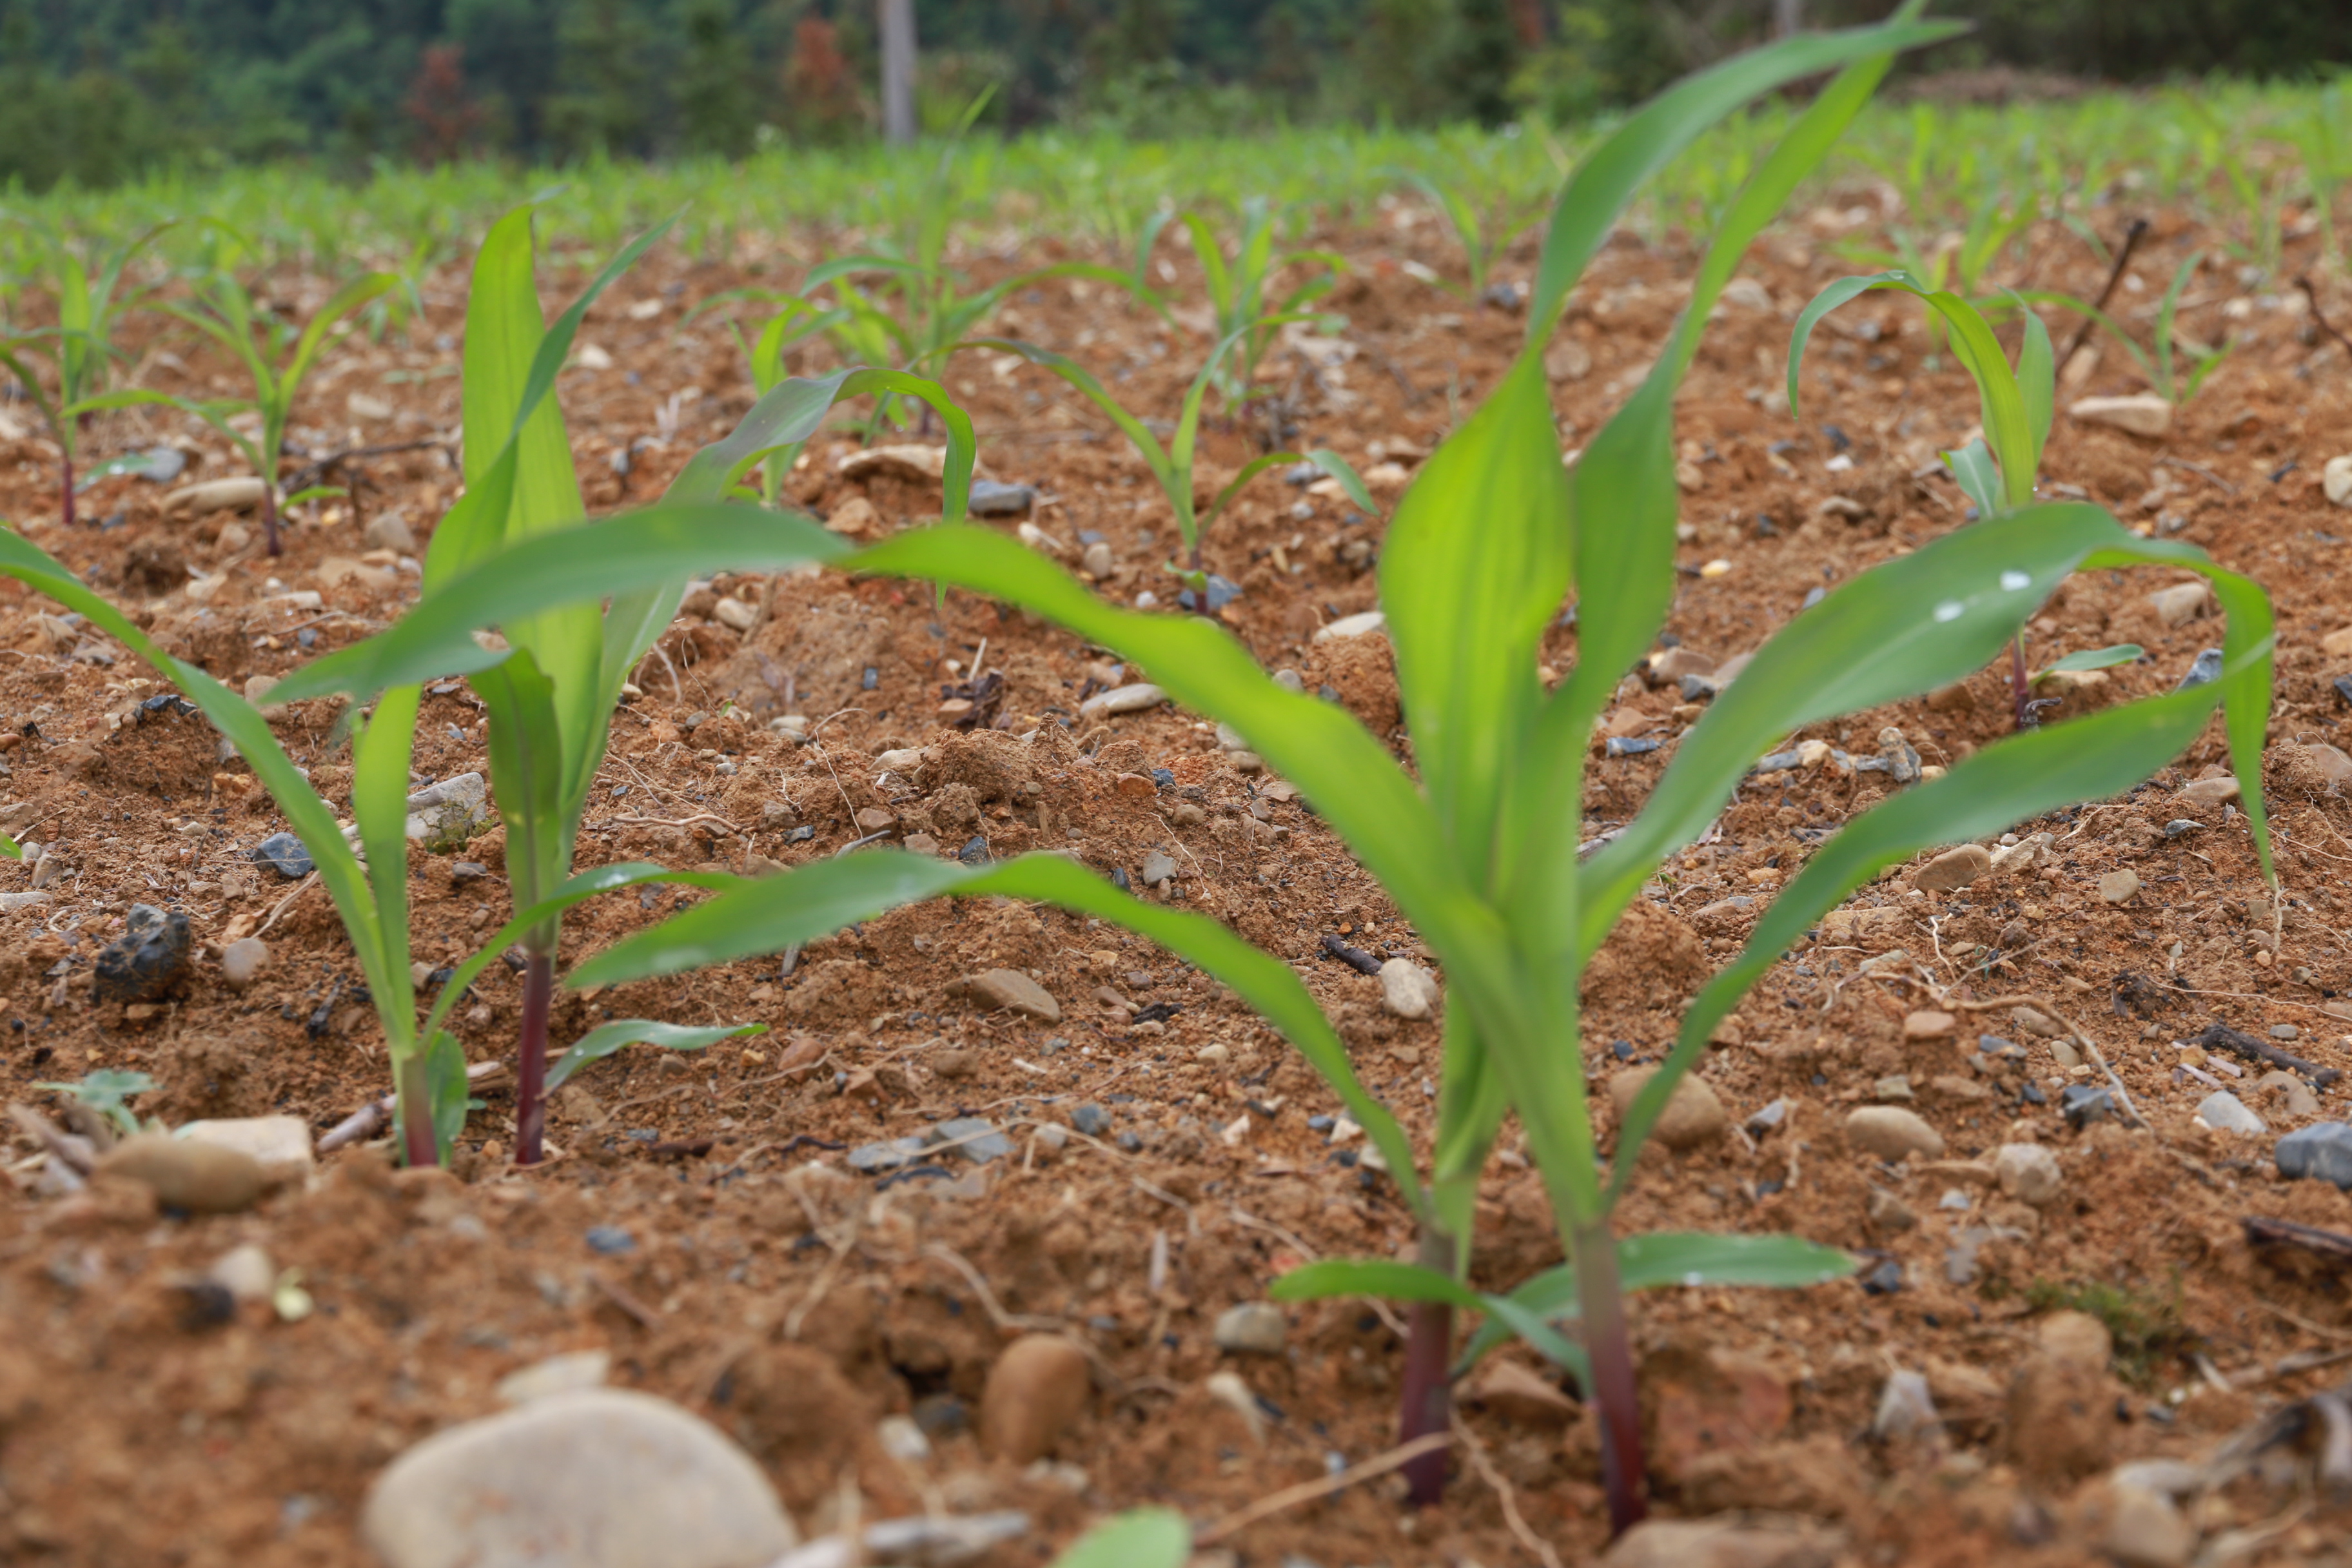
[1384,169,1547,303]
[84,239,400,555]
[1836,193,2035,348]
[682,291,845,504]
[965,331,1372,576]
[1180,197,1344,401]
[260,205,970,1164]
[2026,249,2231,407]
[0,222,174,529]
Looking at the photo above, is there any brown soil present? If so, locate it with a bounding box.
[3,195,2351,1567]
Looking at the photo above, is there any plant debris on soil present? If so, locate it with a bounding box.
[5,193,2352,1567]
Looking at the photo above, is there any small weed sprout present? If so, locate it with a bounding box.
[34,1068,157,1139]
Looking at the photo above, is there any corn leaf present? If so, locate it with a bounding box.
[1052,1509,1191,1568]
[348,683,423,1028]
[546,1019,766,1093]
[1271,1258,1588,1375]
[569,846,1427,1212]
[1525,12,1964,337]
[474,647,568,909]
[2037,643,2143,677]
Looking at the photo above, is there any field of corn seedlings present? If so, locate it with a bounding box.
[5,33,2352,1568]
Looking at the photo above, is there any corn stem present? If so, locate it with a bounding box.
[513,950,555,1163]
[395,1053,438,1168]
[1398,1226,1457,1506]
[1574,1221,1648,1534]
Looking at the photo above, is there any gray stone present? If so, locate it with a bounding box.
[1212,1302,1288,1355]
[968,479,1037,517]
[1377,957,1440,1021]
[219,936,270,988]
[364,510,417,553]
[2270,1023,2302,1041]
[1070,1104,1111,1137]
[406,772,493,852]
[958,968,1061,1023]
[848,1137,929,1173]
[2104,1484,2195,1568]
[2175,649,2225,693]
[252,831,315,879]
[2097,868,2141,905]
[92,903,190,1003]
[930,1117,1011,1164]
[584,1226,636,1255]
[2061,1084,2119,1128]
[2276,1122,2352,1188]
[1140,850,1177,887]
[360,1389,796,1568]
[1871,1368,1941,1444]
[2195,1091,2266,1135]
[1077,681,1166,719]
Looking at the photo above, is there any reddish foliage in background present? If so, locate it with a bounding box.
[785,17,865,134]
[406,44,484,166]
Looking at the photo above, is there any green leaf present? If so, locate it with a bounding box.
[666,367,975,518]
[569,846,1428,1216]
[1945,438,2004,520]
[475,647,567,908]
[1052,1509,1190,1568]
[425,1029,472,1161]
[264,504,848,704]
[348,683,423,1027]
[1630,643,2270,1198]
[1525,15,1964,338]
[1378,351,1567,890]
[1271,1259,1588,1376]
[546,1019,766,1093]
[2036,643,2144,678]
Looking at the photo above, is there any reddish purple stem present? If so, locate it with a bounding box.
[1398,1227,1457,1505]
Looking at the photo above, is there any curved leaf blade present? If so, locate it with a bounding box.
[547,1019,766,1093]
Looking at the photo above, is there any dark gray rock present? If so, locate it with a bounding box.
[968,480,1037,516]
[929,1117,1011,1164]
[2277,1123,2352,1189]
[583,1226,637,1255]
[2175,648,2224,692]
[1070,1104,1111,1137]
[92,904,190,1004]
[251,831,315,879]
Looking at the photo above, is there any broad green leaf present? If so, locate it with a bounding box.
[1379,351,1566,890]
[848,525,1494,969]
[264,504,848,704]
[284,273,400,397]
[667,366,975,518]
[1270,1258,1587,1375]
[2019,304,2056,471]
[546,1019,765,1093]
[2037,643,2144,678]
[475,648,567,911]
[569,847,1427,1213]
[1526,14,1963,337]
[1052,1509,1190,1568]
[349,683,423,1027]
[1621,643,2269,1196]
[1579,504,2256,959]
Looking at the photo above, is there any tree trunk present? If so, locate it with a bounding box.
[879,0,918,145]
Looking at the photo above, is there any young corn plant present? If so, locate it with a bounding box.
[484,15,2086,1533]
[2026,250,2231,407]
[262,204,973,1166]
[1790,271,2127,729]
[1384,168,1547,304]
[0,222,175,529]
[681,291,845,504]
[965,329,1371,576]
[1179,196,1344,402]
[86,244,400,556]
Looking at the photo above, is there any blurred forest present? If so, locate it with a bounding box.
[2,0,2348,190]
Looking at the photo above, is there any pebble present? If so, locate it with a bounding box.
[406,772,494,852]
[1845,1106,1946,1162]
[94,1134,266,1213]
[2061,1084,2119,1128]
[2275,1122,2352,1188]
[2173,649,2224,692]
[2097,868,2141,904]
[1077,681,1166,719]
[219,936,271,988]
[1081,540,1114,577]
[93,903,191,1004]
[1377,957,1440,1021]
[957,968,1061,1023]
[2194,1090,2265,1135]
[1071,1104,1111,1137]
[2105,1485,2196,1568]
[496,1349,612,1405]
[1600,1518,1845,1568]
[2179,775,2240,808]
[1903,1010,1955,1039]
[1871,1368,1942,1444]
[165,476,269,514]
[930,1117,1011,1164]
[206,1242,277,1302]
[180,1114,313,1182]
[2324,455,2352,508]
[2068,393,2172,437]
[1914,845,1991,892]
[1993,1142,2063,1206]
[847,1137,929,1173]
[1140,850,1177,887]
[2147,582,2208,628]
[2269,1023,2302,1041]
[360,1389,796,1568]
[252,831,315,878]
[1608,1066,1729,1152]
[978,1334,1091,1463]
[1313,610,1386,642]
[584,1225,637,1255]
[364,510,417,553]
[826,495,879,536]
[1866,1189,1917,1232]
[2252,1069,2320,1118]
[1213,1302,1288,1355]
[967,479,1036,516]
